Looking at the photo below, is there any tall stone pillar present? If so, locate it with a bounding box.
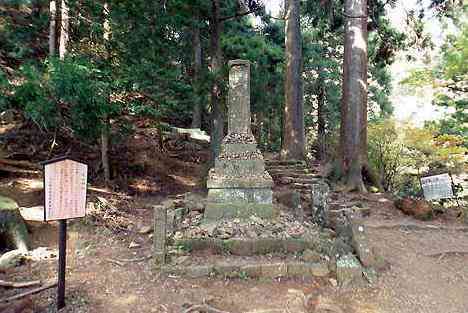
[205,60,274,221]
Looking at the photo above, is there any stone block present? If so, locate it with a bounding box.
[207,188,273,204]
[283,239,307,253]
[186,265,214,278]
[350,222,377,268]
[287,262,308,277]
[240,264,262,278]
[306,262,330,277]
[229,239,254,256]
[261,263,287,278]
[251,238,281,254]
[336,254,364,287]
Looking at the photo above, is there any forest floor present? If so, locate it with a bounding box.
[1,118,467,313]
[1,172,467,313]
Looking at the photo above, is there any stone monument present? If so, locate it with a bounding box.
[205,60,274,221]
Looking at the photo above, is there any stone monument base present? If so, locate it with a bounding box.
[204,200,275,221]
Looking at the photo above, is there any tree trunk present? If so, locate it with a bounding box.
[317,82,326,161]
[58,0,69,59]
[102,2,111,187]
[209,0,224,161]
[281,0,305,161]
[338,0,368,192]
[191,15,203,129]
[49,0,56,56]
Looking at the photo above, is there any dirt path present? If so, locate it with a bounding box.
[1,188,467,312]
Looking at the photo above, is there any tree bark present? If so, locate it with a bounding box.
[58,0,69,59]
[317,82,326,161]
[49,0,56,56]
[281,0,305,161]
[102,2,111,187]
[338,0,368,192]
[209,0,224,161]
[191,14,203,129]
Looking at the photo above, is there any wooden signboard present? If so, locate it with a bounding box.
[420,173,453,201]
[44,157,87,221]
[42,156,88,310]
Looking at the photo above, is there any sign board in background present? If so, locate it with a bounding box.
[420,173,454,201]
[44,158,88,221]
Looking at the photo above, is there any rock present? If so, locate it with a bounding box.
[138,225,153,234]
[311,182,330,227]
[186,265,213,278]
[350,222,377,268]
[0,249,25,271]
[0,196,29,252]
[302,249,322,263]
[332,237,354,257]
[363,267,378,284]
[395,198,433,220]
[336,254,364,287]
[329,278,338,287]
[129,241,141,249]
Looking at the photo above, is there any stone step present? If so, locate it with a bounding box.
[276,177,321,185]
[265,160,307,167]
[269,172,321,179]
[266,165,309,171]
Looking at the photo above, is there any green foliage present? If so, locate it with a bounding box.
[11,63,57,130]
[368,120,467,196]
[368,120,406,191]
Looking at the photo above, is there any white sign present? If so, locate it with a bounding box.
[44,158,87,221]
[420,173,453,201]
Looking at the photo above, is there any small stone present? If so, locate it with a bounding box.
[129,241,141,249]
[329,278,338,287]
[174,255,190,265]
[138,225,153,234]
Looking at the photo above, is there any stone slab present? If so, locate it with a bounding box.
[207,188,273,204]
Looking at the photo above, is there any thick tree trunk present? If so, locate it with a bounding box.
[191,16,203,129]
[317,82,326,161]
[58,0,69,59]
[281,0,305,161]
[49,0,56,56]
[209,0,224,161]
[338,0,368,192]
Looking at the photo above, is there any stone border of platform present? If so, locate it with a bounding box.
[160,260,330,279]
[173,237,330,256]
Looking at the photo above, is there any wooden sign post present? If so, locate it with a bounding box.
[42,156,87,310]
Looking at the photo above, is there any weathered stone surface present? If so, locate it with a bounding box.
[205,60,273,221]
[350,221,377,268]
[186,265,214,278]
[311,182,330,227]
[394,198,433,220]
[302,249,322,263]
[241,263,263,278]
[153,205,167,266]
[261,262,287,278]
[207,188,272,204]
[306,262,330,277]
[0,196,29,252]
[0,249,25,270]
[336,254,364,287]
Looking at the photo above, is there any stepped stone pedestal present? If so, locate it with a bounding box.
[205,60,274,221]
